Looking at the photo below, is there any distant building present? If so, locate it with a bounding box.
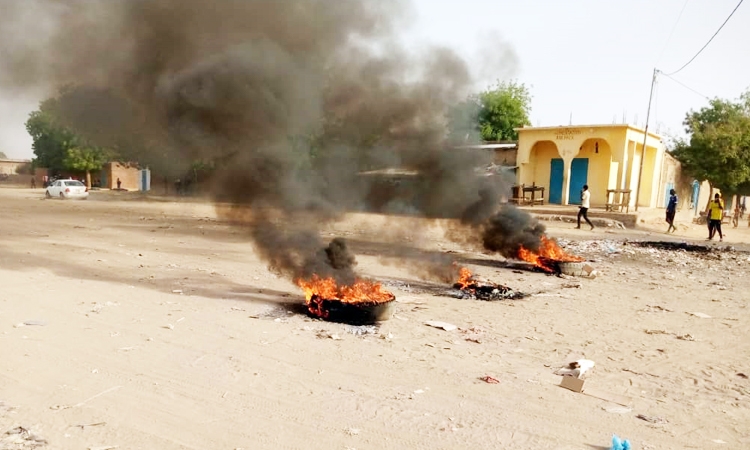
[99,162,148,191]
[0,158,31,175]
[514,124,707,212]
[34,161,150,191]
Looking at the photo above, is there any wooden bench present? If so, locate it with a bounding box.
[511,183,545,206]
[605,189,632,213]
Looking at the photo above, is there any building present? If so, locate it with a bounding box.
[515,124,673,208]
[0,158,31,175]
[658,152,713,218]
[99,162,143,190]
[34,161,150,191]
[455,142,518,166]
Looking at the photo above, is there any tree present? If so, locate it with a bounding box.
[26,87,118,186]
[64,147,109,188]
[26,98,80,173]
[448,80,532,143]
[671,93,750,201]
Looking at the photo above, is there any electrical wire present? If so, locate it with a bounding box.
[656,0,691,65]
[664,0,744,76]
[660,72,711,99]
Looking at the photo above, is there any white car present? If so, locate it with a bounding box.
[45,179,89,200]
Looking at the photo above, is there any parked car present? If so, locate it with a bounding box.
[45,179,89,200]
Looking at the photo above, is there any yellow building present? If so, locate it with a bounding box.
[515,124,666,208]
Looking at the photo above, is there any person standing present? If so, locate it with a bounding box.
[576,184,594,230]
[708,193,724,241]
[116,177,122,190]
[666,188,678,233]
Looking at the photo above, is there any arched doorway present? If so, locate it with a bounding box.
[526,140,560,203]
[570,138,613,206]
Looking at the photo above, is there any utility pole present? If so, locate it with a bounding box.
[635,68,659,212]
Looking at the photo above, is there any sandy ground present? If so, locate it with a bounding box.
[0,187,749,450]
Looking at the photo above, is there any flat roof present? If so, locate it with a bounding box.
[0,158,31,163]
[514,124,662,140]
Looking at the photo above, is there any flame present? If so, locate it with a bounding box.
[456,267,474,289]
[516,236,584,272]
[296,275,394,318]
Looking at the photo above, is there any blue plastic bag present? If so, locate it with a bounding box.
[611,435,631,450]
[611,434,631,450]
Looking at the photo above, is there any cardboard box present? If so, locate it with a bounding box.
[560,376,585,393]
[559,376,633,407]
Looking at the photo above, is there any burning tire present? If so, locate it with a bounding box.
[308,294,395,325]
[454,268,526,301]
[297,276,396,325]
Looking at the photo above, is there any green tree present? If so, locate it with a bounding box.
[671,93,750,202]
[449,80,532,143]
[64,147,109,188]
[25,104,78,172]
[26,87,118,186]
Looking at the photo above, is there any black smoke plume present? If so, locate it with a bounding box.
[1,0,516,284]
[460,188,547,259]
[480,205,547,257]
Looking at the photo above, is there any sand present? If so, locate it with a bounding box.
[0,187,748,450]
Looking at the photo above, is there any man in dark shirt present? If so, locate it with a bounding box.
[666,189,677,233]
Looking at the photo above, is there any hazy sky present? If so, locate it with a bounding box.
[0,0,747,159]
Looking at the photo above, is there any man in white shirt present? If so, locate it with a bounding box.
[576,184,594,230]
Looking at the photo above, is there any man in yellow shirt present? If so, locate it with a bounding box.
[708,193,724,242]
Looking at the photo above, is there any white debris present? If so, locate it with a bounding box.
[554,359,596,378]
[424,321,457,332]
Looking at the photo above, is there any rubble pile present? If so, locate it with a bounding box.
[558,239,749,273]
[452,283,526,301]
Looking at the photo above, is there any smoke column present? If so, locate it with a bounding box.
[0,0,517,283]
[460,188,548,259]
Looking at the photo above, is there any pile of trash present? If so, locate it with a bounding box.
[558,239,749,271]
[557,239,623,257]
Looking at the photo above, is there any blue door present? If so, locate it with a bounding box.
[664,182,674,208]
[567,158,589,205]
[691,181,700,214]
[549,159,564,204]
[549,158,589,205]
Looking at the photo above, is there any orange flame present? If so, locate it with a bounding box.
[296,276,394,318]
[456,267,474,289]
[516,236,584,272]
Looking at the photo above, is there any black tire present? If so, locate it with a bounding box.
[45,190,51,199]
[59,193,65,199]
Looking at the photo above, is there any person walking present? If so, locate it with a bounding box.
[708,193,724,241]
[666,188,678,233]
[733,203,740,228]
[576,184,594,230]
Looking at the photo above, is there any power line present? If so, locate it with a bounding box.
[660,72,711,99]
[664,0,744,76]
[657,0,691,65]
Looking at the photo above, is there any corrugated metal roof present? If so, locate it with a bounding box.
[455,144,517,150]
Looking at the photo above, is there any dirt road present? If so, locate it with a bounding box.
[1,188,748,449]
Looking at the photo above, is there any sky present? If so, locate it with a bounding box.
[0,0,747,159]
